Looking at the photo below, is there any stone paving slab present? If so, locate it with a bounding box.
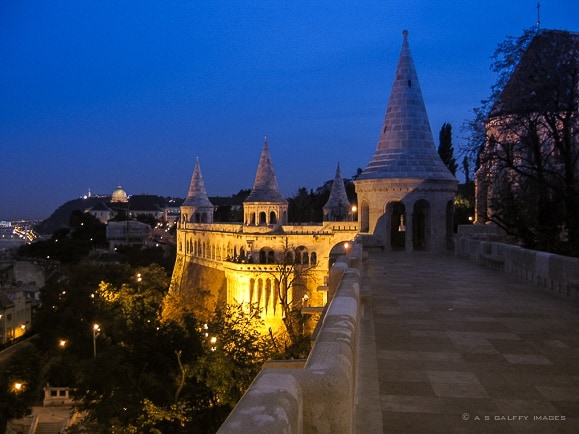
[355,251,579,433]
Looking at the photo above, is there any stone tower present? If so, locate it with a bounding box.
[180,157,215,224]
[323,162,351,221]
[354,30,457,251]
[243,136,288,227]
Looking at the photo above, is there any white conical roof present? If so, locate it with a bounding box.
[244,136,287,203]
[323,162,350,211]
[358,30,455,181]
[182,157,214,207]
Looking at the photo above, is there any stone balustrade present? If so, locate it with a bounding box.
[218,245,362,433]
[456,230,579,301]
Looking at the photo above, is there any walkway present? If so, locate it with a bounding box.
[355,251,579,433]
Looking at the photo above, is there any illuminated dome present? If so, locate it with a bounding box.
[111,185,128,203]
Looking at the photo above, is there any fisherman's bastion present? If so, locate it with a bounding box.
[168,30,458,333]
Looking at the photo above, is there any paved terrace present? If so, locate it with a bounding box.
[356,251,579,433]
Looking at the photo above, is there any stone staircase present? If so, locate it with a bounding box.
[34,421,64,434]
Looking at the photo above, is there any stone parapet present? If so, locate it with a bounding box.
[218,251,362,433]
[455,234,579,301]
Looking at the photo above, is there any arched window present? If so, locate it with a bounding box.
[310,252,317,265]
[303,252,309,265]
[259,249,267,264]
[259,212,267,225]
[267,250,275,264]
[295,246,307,264]
[269,211,277,224]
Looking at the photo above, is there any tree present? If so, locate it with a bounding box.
[288,187,315,222]
[257,238,318,356]
[438,123,458,176]
[194,303,275,408]
[463,28,579,254]
[461,156,471,184]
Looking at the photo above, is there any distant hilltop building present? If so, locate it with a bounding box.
[86,185,178,225]
[168,31,456,333]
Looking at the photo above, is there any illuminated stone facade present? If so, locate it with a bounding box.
[170,31,461,333]
[170,137,357,332]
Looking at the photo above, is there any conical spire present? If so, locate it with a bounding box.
[244,136,287,203]
[183,157,213,207]
[323,162,350,220]
[358,30,455,181]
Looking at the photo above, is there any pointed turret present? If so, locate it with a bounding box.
[323,163,351,221]
[354,31,457,252]
[244,136,286,203]
[358,30,455,181]
[244,136,288,226]
[183,157,213,207]
[180,157,214,224]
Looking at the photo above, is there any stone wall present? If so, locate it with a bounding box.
[218,246,363,433]
[455,233,579,301]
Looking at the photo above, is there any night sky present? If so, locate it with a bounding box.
[1,1,578,220]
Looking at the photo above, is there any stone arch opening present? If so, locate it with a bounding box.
[389,201,406,250]
[259,212,267,225]
[295,246,308,265]
[360,201,370,233]
[269,211,277,224]
[329,241,352,267]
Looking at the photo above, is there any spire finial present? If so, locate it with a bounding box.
[536,2,541,30]
[402,29,409,39]
[264,135,268,144]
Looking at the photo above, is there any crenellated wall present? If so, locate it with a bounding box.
[218,246,363,433]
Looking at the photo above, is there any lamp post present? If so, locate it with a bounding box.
[351,205,357,222]
[92,324,100,359]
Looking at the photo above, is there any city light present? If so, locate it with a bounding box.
[93,323,100,359]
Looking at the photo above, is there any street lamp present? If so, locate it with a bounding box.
[92,324,100,359]
[12,382,24,393]
[351,205,357,221]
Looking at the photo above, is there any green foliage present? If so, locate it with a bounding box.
[0,342,43,429]
[18,211,106,262]
[28,254,274,432]
[438,123,458,176]
[287,172,358,223]
[194,303,276,407]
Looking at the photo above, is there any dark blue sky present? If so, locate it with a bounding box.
[1,1,578,220]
